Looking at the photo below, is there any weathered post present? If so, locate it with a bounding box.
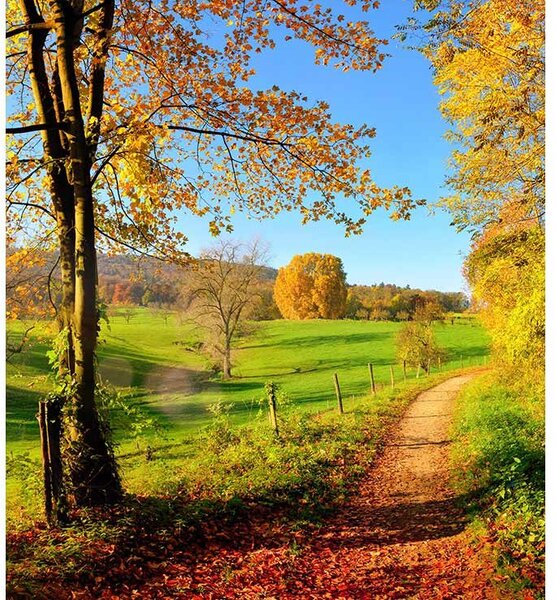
[333,373,344,414]
[403,360,407,382]
[438,356,442,371]
[267,382,279,436]
[45,397,66,524]
[38,397,67,526]
[426,358,431,376]
[38,401,53,524]
[389,365,395,389]
[368,363,376,395]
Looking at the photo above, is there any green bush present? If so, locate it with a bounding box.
[451,375,544,594]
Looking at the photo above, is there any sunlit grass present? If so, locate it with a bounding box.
[6,310,490,523]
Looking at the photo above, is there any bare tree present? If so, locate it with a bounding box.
[181,240,268,379]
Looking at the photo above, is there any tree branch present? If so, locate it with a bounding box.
[6,21,53,39]
[166,125,292,147]
[7,122,68,135]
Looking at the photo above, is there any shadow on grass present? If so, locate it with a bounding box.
[241,331,390,350]
[5,385,43,442]
[97,343,207,389]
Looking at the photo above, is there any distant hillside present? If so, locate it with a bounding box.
[97,253,277,281]
[95,254,277,307]
[7,248,466,319]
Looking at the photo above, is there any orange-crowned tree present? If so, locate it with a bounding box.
[274,253,348,319]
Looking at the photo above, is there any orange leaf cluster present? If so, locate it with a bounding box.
[274,252,347,319]
[6,0,419,259]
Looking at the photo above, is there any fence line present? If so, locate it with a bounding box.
[263,353,490,433]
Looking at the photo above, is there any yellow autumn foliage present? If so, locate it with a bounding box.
[424,0,544,388]
[466,225,544,389]
[274,253,348,320]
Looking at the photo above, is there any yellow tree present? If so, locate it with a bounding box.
[396,320,442,374]
[465,217,544,386]
[406,0,544,384]
[400,0,544,231]
[7,0,420,506]
[274,253,348,319]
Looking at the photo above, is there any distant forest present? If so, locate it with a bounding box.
[7,252,469,322]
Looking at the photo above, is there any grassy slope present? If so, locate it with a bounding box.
[7,310,489,448]
[6,311,489,521]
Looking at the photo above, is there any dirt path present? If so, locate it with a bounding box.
[195,373,500,599]
[89,374,500,599]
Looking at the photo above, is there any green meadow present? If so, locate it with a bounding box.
[6,309,489,520]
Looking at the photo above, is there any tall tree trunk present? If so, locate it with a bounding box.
[53,2,121,505]
[56,193,76,373]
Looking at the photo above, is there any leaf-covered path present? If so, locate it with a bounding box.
[120,373,500,599]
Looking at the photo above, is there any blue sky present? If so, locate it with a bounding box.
[175,0,471,293]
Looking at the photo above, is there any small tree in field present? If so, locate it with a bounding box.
[396,321,443,374]
[181,240,268,379]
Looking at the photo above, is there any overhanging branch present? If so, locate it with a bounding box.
[166,125,292,147]
[6,21,54,38]
[7,122,68,135]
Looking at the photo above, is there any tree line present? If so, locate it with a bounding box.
[7,245,468,323]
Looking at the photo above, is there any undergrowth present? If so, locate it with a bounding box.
[7,374,453,598]
[451,374,544,597]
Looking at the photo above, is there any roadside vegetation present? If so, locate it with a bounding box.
[451,374,544,595]
[7,370,466,598]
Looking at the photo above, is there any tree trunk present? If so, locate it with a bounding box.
[57,213,76,373]
[53,4,121,505]
[223,341,232,379]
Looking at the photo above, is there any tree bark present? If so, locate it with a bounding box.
[52,0,121,505]
[223,338,232,379]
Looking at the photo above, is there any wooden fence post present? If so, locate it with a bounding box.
[438,356,442,371]
[426,358,431,376]
[368,363,376,395]
[38,401,53,525]
[333,373,344,414]
[403,360,407,382]
[389,365,395,389]
[267,383,279,436]
[38,397,67,526]
[46,398,65,523]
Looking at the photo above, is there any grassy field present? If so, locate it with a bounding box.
[7,309,489,446]
[6,309,489,522]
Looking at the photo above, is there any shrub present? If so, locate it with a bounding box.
[451,375,544,594]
